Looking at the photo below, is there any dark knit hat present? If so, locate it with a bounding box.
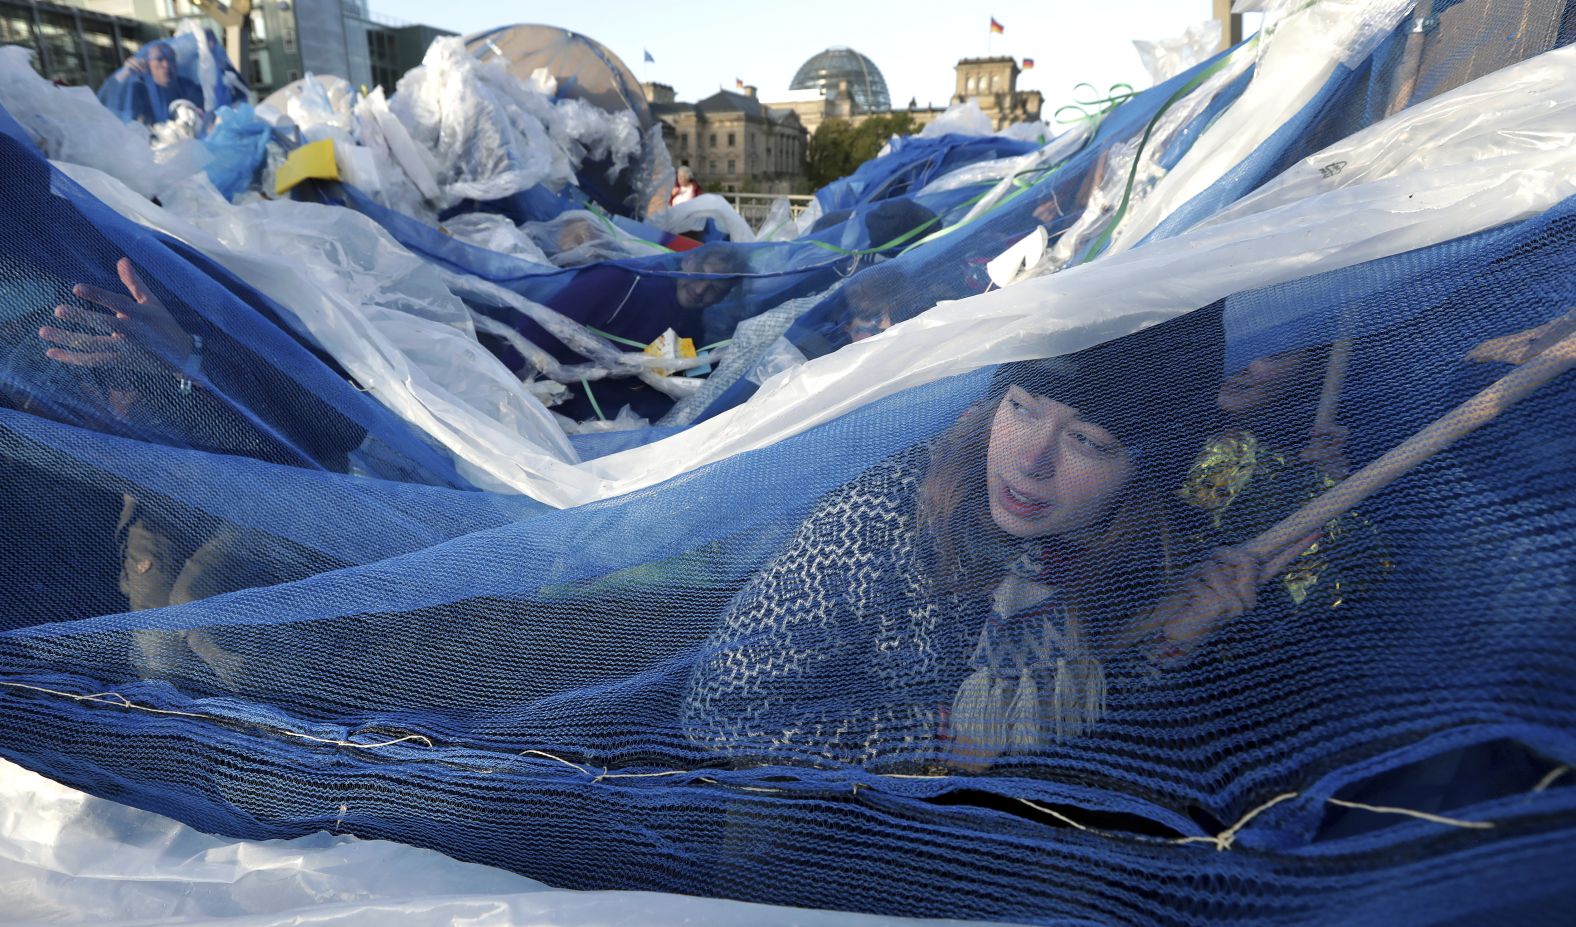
[987,301,1225,480]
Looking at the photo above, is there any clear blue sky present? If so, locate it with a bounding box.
[370,0,1242,115]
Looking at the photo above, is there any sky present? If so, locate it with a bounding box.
[369,0,1244,117]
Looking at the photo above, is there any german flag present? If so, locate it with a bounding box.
[1022,58,1035,69]
[989,17,1005,34]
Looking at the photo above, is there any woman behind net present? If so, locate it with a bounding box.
[682,305,1263,772]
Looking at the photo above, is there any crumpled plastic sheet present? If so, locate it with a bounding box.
[57,165,585,489]
[753,197,800,242]
[0,759,1015,927]
[647,193,757,243]
[1037,32,1258,273]
[1085,0,1417,262]
[525,209,668,266]
[1202,44,1576,227]
[441,211,554,265]
[920,121,1095,226]
[0,46,210,200]
[919,99,996,138]
[1134,20,1226,84]
[391,37,641,209]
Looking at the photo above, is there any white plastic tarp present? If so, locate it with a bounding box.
[0,759,1016,927]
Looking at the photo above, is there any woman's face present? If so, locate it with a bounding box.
[986,386,1134,539]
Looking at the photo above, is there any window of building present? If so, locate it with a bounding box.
[250,52,272,88]
[966,76,976,93]
[708,159,717,173]
[727,132,736,147]
[991,74,1000,90]
[727,159,736,175]
[252,10,268,42]
[709,132,717,147]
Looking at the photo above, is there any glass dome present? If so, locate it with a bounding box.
[790,47,891,113]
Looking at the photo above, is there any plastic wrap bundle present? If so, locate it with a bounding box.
[391,37,642,209]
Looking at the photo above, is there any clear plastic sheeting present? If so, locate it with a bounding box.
[391,37,641,209]
[1089,0,1418,260]
[1203,43,1576,226]
[525,209,668,266]
[442,212,554,265]
[0,760,1005,927]
[58,165,583,486]
[919,99,996,138]
[0,47,209,200]
[647,193,757,243]
[1134,20,1226,84]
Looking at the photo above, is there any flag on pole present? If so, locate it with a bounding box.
[989,17,1005,34]
[643,49,655,63]
[1022,58,1035,69]
[735,77,744,89]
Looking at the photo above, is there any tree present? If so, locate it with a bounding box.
[807,113,918,190]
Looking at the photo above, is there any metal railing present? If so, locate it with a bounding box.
[719,192,815,229]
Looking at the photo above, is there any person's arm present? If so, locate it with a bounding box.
[41,258,364,467]
[681,461,925,764]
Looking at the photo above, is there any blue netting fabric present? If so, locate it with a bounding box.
[0,3,1574,924]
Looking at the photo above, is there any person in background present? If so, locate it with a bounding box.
[120,40,205,126]
[670,165,702,207]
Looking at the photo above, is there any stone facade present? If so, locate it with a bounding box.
[952,57,1043,130]
[649,85,809,195]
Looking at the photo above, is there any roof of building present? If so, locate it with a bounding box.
[789,47,891,112]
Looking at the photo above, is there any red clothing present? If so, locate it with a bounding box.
[669,180,702,206]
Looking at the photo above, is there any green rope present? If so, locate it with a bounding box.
[1055,82,1139,125]
[579,377,607,421]
[584,325,651,350]
[1074,47,1246,266]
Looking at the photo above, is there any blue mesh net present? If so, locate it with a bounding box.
[0,3,1575,924]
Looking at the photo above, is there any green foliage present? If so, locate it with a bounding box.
[807,113,918,190]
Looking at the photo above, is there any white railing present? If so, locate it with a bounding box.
[719,192,816,230]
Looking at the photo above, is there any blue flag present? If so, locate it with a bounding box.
[643,49,655,63]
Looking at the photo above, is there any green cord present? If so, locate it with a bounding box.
[579,377,607,421]
[585,325,651,350]
[1075,47,1246,265]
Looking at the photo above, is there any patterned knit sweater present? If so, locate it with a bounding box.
[681,449,976,768]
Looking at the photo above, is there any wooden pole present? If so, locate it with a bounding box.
[1245,324,1576,571]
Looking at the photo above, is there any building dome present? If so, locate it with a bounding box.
[790,47,891,112]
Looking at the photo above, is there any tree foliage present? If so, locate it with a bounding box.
[807,113,918,190]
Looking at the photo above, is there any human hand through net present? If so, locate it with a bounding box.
[40,257,196,373]
[1144,534,1319,663]
[1301,422,1350,481]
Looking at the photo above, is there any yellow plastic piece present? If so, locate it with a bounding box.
[273,139,339,195]
[644,330,698,376]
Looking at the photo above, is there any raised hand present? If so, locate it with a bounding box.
[41,258,194,372]
[1302,422,1351,482]
[1147,535,1317,662]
